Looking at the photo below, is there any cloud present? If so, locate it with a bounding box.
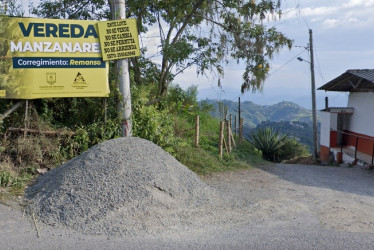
[322,17,360,29]
[343,0,374,7]
[282,1,374,30]
[301,7,338,17]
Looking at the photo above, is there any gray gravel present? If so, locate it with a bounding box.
[25,137,220,236]
[1,139,374,249]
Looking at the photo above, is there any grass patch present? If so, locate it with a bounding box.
[172,107,267,175]
[0,170,32,204]
[174,138,266,176]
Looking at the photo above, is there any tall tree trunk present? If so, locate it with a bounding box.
[131,57,142,86]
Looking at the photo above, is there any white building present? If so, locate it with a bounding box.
[318,69,374,165]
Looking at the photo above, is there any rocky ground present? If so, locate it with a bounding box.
[1,139,374,249]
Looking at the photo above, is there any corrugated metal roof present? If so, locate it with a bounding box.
[318,69,374,92]
[326,107,354,113]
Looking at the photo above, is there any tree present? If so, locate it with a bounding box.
[33,0,110,20]
[33,0,292,99]
[0,0,24,16]
[129,0,293,97]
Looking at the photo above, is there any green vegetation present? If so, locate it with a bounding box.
[0,1,298,201]
[0,85,267,201]
[32,0,292,97]
[255,121,314,152]
[207,99,316,151]
[248,127,287,161]
[170,100,265,175]
[248,127,309,162]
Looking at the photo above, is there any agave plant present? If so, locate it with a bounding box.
[247,127,287,162]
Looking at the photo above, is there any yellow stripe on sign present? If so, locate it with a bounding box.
[0,90,5,97]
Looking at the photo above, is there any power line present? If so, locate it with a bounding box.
[225,47,308,102]
[267,48,308,77]
[226,2,321,104]
[293,0,311,29]
[293,1,326,85]
[313,46,326,84]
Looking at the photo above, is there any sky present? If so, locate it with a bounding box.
[21,0,374,109]
[172,0,374,109]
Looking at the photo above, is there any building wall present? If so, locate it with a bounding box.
[319,111,331,163]
[319,111,331,148]
[347,92,374,137]
[330,113,338,131]
[342,131,374,156]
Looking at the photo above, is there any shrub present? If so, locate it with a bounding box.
[247,127,287,162]
[132,103,175,151]
[277,137,309,162]
[247,127,309,162]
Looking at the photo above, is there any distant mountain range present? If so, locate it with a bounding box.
[205,99,313,128]
[205,99,315,151]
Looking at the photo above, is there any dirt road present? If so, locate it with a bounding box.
[1,163,374,249]
[206,163,374,233]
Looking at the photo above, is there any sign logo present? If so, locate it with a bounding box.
[72,72,88,90]
[73,72,86,85]
[46,72,56,85]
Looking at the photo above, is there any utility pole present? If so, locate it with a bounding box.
[309,29,318,159]
[114,0,132,137]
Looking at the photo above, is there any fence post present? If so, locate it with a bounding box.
[104,98,108,123]
[227,115,232,153]
[0,101,24,122]
[24,100,29,137]
[219,121,224,159]
[195,115,199,148]
[239,118,243,144]
[230,126,237,149]
[234,115,237,138]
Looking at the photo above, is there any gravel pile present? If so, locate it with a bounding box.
[25,137,220,236]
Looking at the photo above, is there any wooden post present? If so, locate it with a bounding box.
[8,127,75,137]
[24,100,29,137]
[104,98,108,123]
[238,97,241,144]
[230,124,237,148]
[195,115,200,148]
[234,115,237,138]
[219,120,224,159]
[0,101,24,122]
[227,115,232,153]
[238,97,241,131]
[223,136,229,154]
[239,118,243,144]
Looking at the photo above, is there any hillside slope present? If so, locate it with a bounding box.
[206,99,312,128]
